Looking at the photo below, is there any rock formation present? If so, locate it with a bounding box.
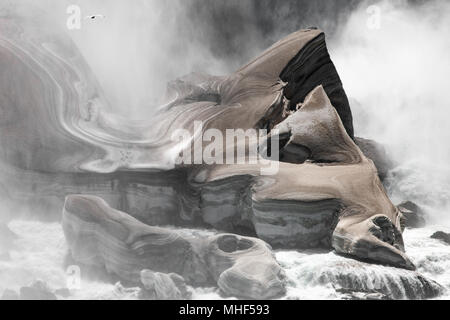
[0,10,417,291]
[398,201,427,229]
[63,195,286,299]
[431,231,450,245]
[284,252,443,300]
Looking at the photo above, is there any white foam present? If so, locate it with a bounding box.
[2,220,450,299]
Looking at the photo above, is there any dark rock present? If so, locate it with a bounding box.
[431,231,450,245]
[54,288,71,298]
[355,137,394,181]
[19,281,57,300]
[1,289,19,300]
[398,201,427,229]
[280,33,354,138]
[315,256,443,300]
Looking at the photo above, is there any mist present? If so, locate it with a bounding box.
[1,0,362,117]
[330,0,450,221]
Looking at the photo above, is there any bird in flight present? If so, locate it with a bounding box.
[85,14,106,20]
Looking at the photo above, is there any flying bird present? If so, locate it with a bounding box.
[84,14,106,20]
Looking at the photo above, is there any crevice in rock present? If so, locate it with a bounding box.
[279,33,354,138]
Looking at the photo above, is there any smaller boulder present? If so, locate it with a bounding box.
[19,280,57,300]
[398,201,426,229]
[140,270,191,300]
[431,231,450,245]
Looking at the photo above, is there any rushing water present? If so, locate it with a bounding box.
[1,219,450,300]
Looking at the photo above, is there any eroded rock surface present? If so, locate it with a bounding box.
[63,195,286,299]
[331,271,442,300]
[431,231,450,245]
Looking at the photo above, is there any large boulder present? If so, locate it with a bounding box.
[63,195,286,300]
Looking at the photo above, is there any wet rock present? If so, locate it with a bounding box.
[355,137,394,181]
[63,195,286,300]
[140,270,191,300]
[19,281,57,300]
[431,231,450,245]
[318,261,442,299]
[1,289,19,300]
[398,201,426,229]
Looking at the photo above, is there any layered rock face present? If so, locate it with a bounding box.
[315,259,442,300]
[431,231,450,245]
[63,195,286,299]
[0,11,417,291]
